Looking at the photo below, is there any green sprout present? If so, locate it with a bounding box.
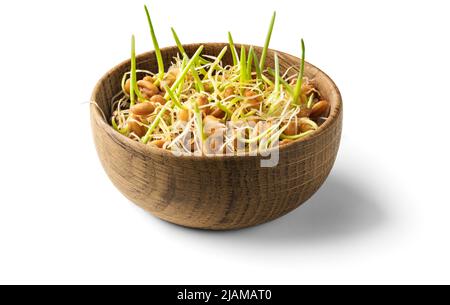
[167,46,204,95]
[252,51,262,84]
[142,45,204,144]
[267,68,293,95]
[144,5,164,81]
[164,84,185,110]
[228,32,239,66]
[193,101,205,143]
[216,101,233,117]
[260,11,276,71]
[171,27,207,84]
[246,46,254,80]
[141,103,171,144]
[112,117,128,135]
[240,46,247,84]
[206,46,228,80]
[293,38,306,105]
[176,56,187,97]
[171,27,186,55]
[130,35,137,106]
[191,67,205,92]
[274,53,280,95]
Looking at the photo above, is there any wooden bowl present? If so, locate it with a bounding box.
[91,43,343,230]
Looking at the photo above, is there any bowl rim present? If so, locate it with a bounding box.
[91,42,342,161]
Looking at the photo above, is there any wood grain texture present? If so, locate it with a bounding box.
[90,43,343,230]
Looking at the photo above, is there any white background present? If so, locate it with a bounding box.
[0,0,449,284]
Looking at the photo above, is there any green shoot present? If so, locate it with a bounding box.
[293,38,306,104]
[171,27,186,55]
[170,29,204,91]
[206,46,228,79]
[244,109,257,118]
[246,46,254,79]
[133,79,149,102]
[141,103,171,144]
[164,85,185,110]
[267,68,293,96]
[260,11,276,71]
[267,54,281,115]
[274,53,280,95]
[191,66,205,92]
[193,101,205,143]
[180,55,187,70]
[171,27,209,71]
[165,45,204,97]
[142,46,204,144]
[252,51,262,84]
[144,5,164,81]
[111,116,119,131]
[176,56,187,96]
[262,74,274,87]
[228,32,239,66]
[130,35,137,106]
[240,46,247,84]
[217,101,233,117]
[112,117,129,135]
